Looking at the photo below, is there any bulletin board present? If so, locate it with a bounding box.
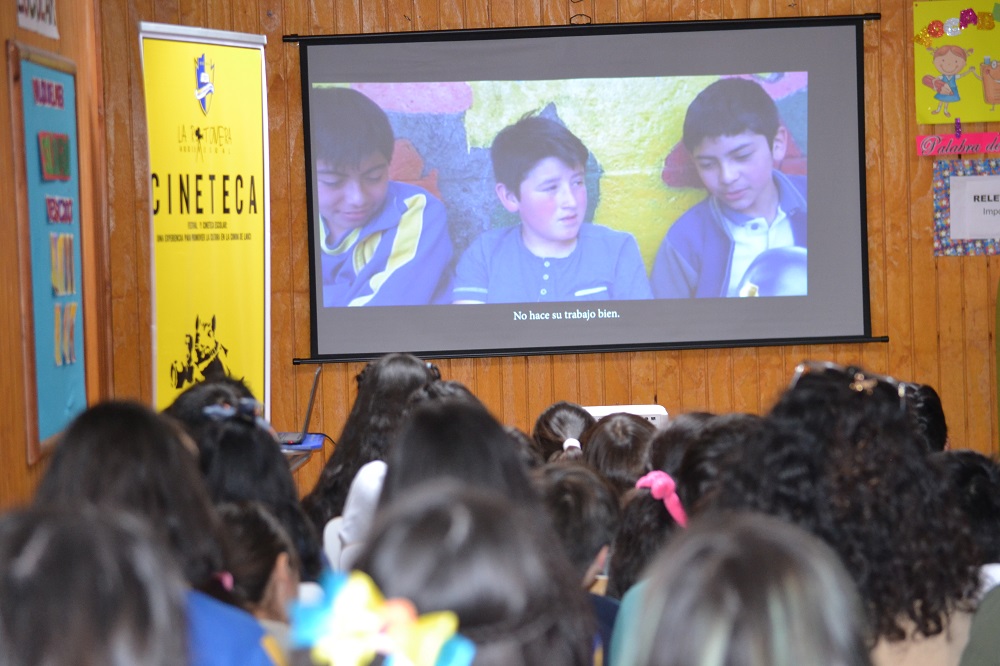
[7,42,88,462]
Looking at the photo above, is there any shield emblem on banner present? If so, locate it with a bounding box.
[194,54,214,115]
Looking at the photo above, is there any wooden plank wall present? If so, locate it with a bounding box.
[87,0,1000,499]
[0,1,108,507]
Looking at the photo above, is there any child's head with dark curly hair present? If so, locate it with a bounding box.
[759,363,980,645]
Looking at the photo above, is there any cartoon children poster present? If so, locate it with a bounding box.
[914,1,1000,124]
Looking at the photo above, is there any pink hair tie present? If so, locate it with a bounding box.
[636,471,688,527]
[214,571,234,592]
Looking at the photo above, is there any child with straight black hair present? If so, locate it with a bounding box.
[534,462,622,653]
[33,400,277,666]
[302,353,439,532]
[652,77,807,299]
[354,482,595,666]
[582,412,656,501]
[166,379,323,582]
[607,471,687,600]
[218,502,302,662]
[533,400,596,461]
[312,86,452,307]
[0,507,189,666]
[452,112,651,304]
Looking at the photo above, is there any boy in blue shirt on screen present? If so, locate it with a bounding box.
[650,77,807,299]
[313,87,452,307]
[452,114,651,304]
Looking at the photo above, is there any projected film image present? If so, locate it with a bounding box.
[310,74,808,309]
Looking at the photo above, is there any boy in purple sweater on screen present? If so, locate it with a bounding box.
[651,78,807,299]
[313,87,452,307]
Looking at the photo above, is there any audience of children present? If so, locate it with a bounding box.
[8,354,1000,666]
[32,401,279,666]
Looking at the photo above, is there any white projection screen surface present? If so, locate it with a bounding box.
[295,17,873,360]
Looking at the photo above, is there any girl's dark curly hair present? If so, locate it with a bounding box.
[931,449,1000,565]
[301,353,439,531]
[607,487,683,599]
[766,364,979,644]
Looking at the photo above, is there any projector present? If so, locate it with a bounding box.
[583,404,669,429]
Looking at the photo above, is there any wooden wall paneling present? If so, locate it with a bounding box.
[603,353,632,405]
[862,16,887,346]
[748,0,772,19]
[756,346,787,411]
[592,0,619,24]
[0,4,29,506]
[515,0,542,27]
[474,356,504,414]
[652,350,681,414]
[487,0,514,26]
[678,350,709,412]
[629,351,657,404]
[695,0,725,22]
[310,0,337,32]
[151,0,179,23]
[363,0,390,33]
[465,0,491,28]
[719,0,748,20]
[269,0,293,434]
[178,1,206,29]
[964,256,992,452]
[205,0,235,27]
[550,353,580,403]
[387,0,415,32]
[524,355,554,420]
[705,349,734,413]
[730,347,760,413]
[411,0,443,31]
[439,0,465,29]
[500,356,529,426]
[537,0,562,27]
[880,4,915,387]
[938,259,968,446]
[801,0,829,18]
[612,0,643,23]
[987,256,1000,454]
[670,0,697,22]
[577,353,606,406]
[335,0,363,34]
[104,1,143,399]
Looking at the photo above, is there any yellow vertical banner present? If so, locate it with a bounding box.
[140,24,270,410]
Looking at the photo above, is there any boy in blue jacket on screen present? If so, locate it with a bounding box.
[651,77,807,299]
[313,87,452,307]
[452,113,651,304]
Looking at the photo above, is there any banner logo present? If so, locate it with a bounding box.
[195,54,215,115]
